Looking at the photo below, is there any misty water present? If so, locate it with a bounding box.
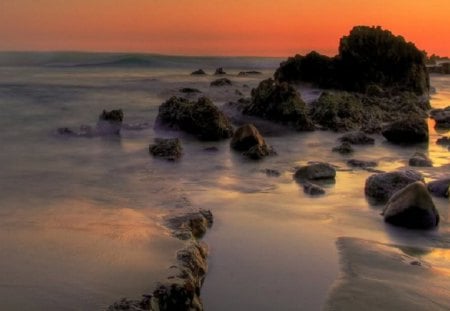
[0,54,448,310]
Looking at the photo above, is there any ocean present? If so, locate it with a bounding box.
[0,52,449,310]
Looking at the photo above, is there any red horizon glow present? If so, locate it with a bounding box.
[0,0,449,57]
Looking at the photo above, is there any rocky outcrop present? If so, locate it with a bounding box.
[157,96,234,141]
[214,68,226,75]
[275,26,430,95]
[191,69,206,75]
[332,142,354,154]
[230,124,275,160]
[149,138,183,161]
[408,152,432,167]
[427,178,450,198]
[244,78,314,131]
[365,170,424,202]
[382,182,439,229]
[210,78,232,86]
[294,162,336,181]
[382,116,429,144]
[339,131,375,145]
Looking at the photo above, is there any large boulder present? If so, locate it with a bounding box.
[276,26,430,95]
[230,124,275,160]
[294,162,336,181]
[382,116,429,144]
[244,78,314,131]
[157,96,234,141]
[382,182,439,229]
[427,178,450,198]
[365,169,424,202]
[149,138,183,161]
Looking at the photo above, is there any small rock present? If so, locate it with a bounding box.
[365,169,424,202]
[409,152,432,167]
[191,69,206,75]
[99,109,124,122]
[210,78,232,86]
[238,71,262,76]
[294,162,336,181]
[427,178,450,198]
[436,136,450,146]
[214,67,226,75]
[382,181,439,229]
[149,138,183,161]
[339,131,375,145]
[231,124,275,160]
[303,181,326,195]
[179,87,201,94]
[347,159,378,168]
[332,142,354,154]
[96,109,124,135]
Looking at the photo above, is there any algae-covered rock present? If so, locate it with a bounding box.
[244,78,314,131]
[157,96,234,141]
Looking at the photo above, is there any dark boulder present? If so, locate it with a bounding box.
[244,78,314,131]
[214,67,226,75]
[339,131,375,145]
[332,142,354,154]
[365,169,424,202]
[210,78,232,86]
[149,138,183,161]
[294,162,336,181]
[382,116,429,144]
[230,124,275,160]
[408,152,432,167]
[191,69,206,75]
[157,96,234,141]
[382,182,439,229]
[427,178,450,198]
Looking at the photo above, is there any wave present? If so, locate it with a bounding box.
[0,51,282,70]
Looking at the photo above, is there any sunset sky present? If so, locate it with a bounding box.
[1,0,449,57]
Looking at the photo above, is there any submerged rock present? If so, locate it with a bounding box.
[157,96,234,141]
[191,69,206,75]
[365,169,424,202]
[214,67,226,75]
[427,178,450,198]
[408,152,432,167]
[210,78,232,86]
[294,162,336,181]
[230,124,275,160]
[332,142,354,154]
[303,181,326,195]
[149,138,183,161]
[382,116,429,144]
[347,159,378,169]
[339,131,375,145]
[382,182,439,229]
[244,78,314,131]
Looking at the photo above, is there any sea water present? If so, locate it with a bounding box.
[0,53,448,310]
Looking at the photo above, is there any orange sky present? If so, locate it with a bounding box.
[0,0,449,57]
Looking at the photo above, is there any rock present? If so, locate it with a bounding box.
[303,181,326,195]
[180,87,201,94]
[149,138,183,161]
[214,67,226,75]
[332,142,354,154]
[382,116,429,144]
[409,152,432,167]
[382,181,439,229]
[57,127,77,136]
[431,107,450,128]
[310,92,365,131]
[427,178,450,198]
[244,78,314,131]
[238,71,262,76]
[210,78,232,86]
[96,109,124,135]
[436,136,450,146]
[191,69,206,75]
[365,169,424,202]
[339,131,375,145]
[294,162,336,181]
[157,96,234,141]
[275,26,430,95]
[347,159,378,168]
[167,210,213,240]
[230,124,275,159]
